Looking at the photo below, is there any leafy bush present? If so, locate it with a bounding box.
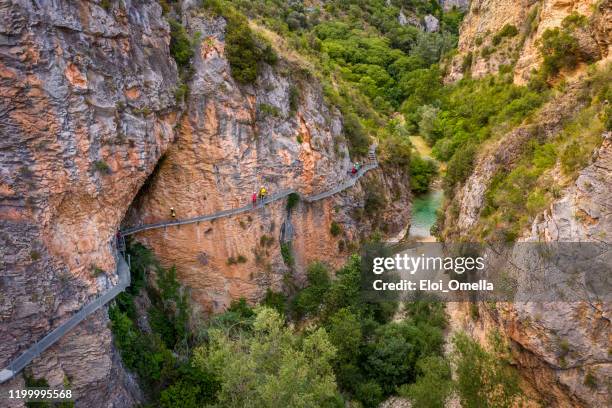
[461,51,473,72]
[444,143,476,194]
[262,288,287,315]
[452,332,523,408]
[90,265,105,277]
[380,129,412,168]
[227,297,255,318]
[169,20,194,71]
[292,262,331,318]
[174,82,189,102]
[286,192,299,210]
[492,24,518,46]
[94,160,111,174]
[203,2,277,84]
[288,85,300,113]
[539,27,580,78]
[280,242,294,267]
[397,356,453,408]
[583,371,598,390]
[343,112,370,157]
[330,221,342,236]
[226,255,246,264]
[539,13,592,78]
[410,155,437,193]
[562,12,588,29]
[257,103,280,118]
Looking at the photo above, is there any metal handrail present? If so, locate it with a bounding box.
[0,146,378,383]
[122,146,378,236]
[0,253,131,383]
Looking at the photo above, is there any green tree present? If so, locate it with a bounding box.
[159,381,199,408]
[410,155,437,193]
[194,307,342,407]
[444,143,476,194]
[292,262,332,318]
[397,355,453,408]
[452,332,523,408]
[326,308,362,363]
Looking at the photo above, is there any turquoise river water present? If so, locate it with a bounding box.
[408,189,443,241]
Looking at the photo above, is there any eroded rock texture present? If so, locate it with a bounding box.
[1,2,411,405]
[447,0,611,84]
[124,13,410,313]
[0,0,178,405]
[441,76,611,408]
[450,133,611,404]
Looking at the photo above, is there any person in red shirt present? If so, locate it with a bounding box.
[252,192,257,206]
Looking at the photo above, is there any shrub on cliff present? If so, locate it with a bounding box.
[444,143,476,195]
[539,13,592,79]
[286,192,300,210]
[492,24,518,46]
[202,0,277,84]
[330,221,342,237]
[169,20,194,71]
[343,111,370,157]
[539,28,580,78]
[452,332,523,408]
[397,356,453,408]
[380,125,412,169]
[292,262,332,318]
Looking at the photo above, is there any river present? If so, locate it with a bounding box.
[408,189,443,241]
[407,136,444,242]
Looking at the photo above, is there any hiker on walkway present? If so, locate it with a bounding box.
[170,207,176,218]
[351,165,357,175]
[355,162,361,171]
[252,192,257,207]
[259,186,268,200]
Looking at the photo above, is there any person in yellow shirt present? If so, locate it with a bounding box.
[259,186,267,200]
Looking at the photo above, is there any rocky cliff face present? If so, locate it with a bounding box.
[0,0,178,405]
[0,1,411,404]
[443,81,588,238]
[123,11,411,313]
[447,133,611,406]
[441,1,611,404]
[447,0,611,84]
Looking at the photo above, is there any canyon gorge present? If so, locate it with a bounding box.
[0,0,610,407]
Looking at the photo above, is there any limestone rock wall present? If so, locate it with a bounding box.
[441,41,611,408]
[125,12,411,312]
[448,134,611,406]
[441,2,611,403]
[0,0,178,405]
[446,0,611,84]
[0,0,410,404]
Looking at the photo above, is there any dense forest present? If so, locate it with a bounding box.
[110,242,523,407]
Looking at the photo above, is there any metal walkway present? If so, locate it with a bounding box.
[0,252,131,383]
[0,146,377,383]
[122,145,378,236]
